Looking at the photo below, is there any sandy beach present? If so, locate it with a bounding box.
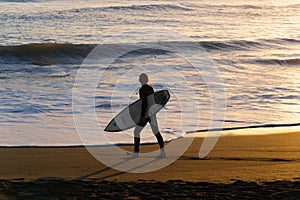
[1,132,300,199]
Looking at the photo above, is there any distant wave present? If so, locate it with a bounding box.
[0,43,95,66]
[183,3,300,10]
[260,38,300,45]
[0,0,40,2]
[253,58,300,66]
[0,38,298,66]
[0,43,173,66]
[199,40,261,51]
[106,4,192,11]
[206,4,263,9]
[68,4,192,13]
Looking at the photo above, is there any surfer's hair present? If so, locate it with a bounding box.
[139,73,149,85]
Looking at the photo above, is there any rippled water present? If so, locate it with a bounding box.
[0,0,299,146]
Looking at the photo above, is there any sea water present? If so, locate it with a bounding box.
[0,0,299,146]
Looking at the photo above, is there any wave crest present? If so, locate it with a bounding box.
[254,58,300,66]
[68,4,192,13]
[0,38,299,66]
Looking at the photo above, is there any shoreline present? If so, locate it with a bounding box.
[1,124,300,148]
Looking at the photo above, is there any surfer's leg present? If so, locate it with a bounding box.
[150,115,164,149]
[133,126,143,153]
[155,133,164,149]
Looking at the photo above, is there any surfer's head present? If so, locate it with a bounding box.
[139,73,149,85]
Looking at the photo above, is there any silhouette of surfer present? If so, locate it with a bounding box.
[131,73,165,157]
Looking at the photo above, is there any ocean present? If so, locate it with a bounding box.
[0,0,299,146]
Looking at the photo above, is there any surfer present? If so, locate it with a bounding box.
[132,73,165,157]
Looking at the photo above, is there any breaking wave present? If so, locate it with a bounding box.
[0,38,299,66]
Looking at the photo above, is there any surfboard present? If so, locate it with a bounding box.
[104,90,170,132]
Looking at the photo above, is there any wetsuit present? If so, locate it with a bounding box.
[133,84,164,153]
[138,84,154,126]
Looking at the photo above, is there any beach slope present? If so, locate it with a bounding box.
[1,132,300,198]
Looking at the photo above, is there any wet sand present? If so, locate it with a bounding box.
[1,132,300,199]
